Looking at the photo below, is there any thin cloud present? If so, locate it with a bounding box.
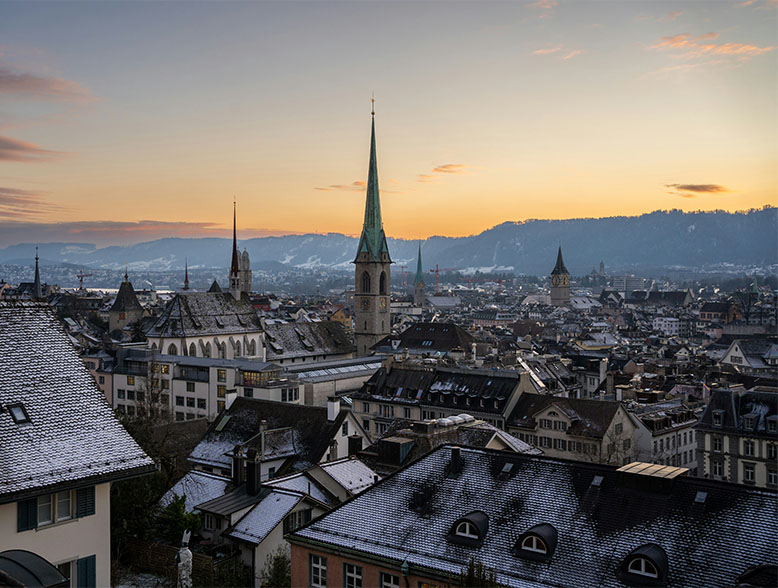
[660,10,684,21]
[651,32,775,60]
[737,0,757,6]
[665,183,729,198]
[0,186,66,219]
[0,63,97,102]
[417,164,471,183]
[0,134,66,162]
[314,180,366,192]
[527,0,557,18]
[532,46,581,60]
[562,50,582,60]
[532,46,563,55]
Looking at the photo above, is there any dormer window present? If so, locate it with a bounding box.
[514,523,558,562]
[448,511,489,547]
[744,414,755,429]
[621,544,668,586]
[712,410,724,427]
[768,416,777,433]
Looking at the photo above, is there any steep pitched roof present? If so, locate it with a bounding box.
[110,280,143,313]
[0,302,154,501]
[414,242,425,286]
[146,292,262,338]
[264,321,353,360]
[509,394,621,439]
[354,115,390,263]
[291,445,778,588]
[551,246,568,276]
[696,387,777,440]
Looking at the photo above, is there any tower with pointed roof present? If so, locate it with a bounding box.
[33,247,42,300]
[183,259,190,291]
[414,242,426,307]
[550,246,570,307]
[228,203,252,300]
[354,103,391,356]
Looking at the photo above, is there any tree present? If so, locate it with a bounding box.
[157,494,201,545]
[259,546,291,588]
[459,558,502,587]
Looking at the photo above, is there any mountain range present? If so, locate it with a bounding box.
[1,208,775,277]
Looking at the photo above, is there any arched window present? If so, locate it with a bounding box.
[151,343,157,350]
[379,271,387,294]
[219,343,226,359]
[628,558,659,578]
[235,341,241,356]
[189,343,196,357]
[249,340,256,356]
[361,271,371,293]
[521,535,547,554]
[204,342,211,358]
[455,521,479,539]
[167,344,177,355]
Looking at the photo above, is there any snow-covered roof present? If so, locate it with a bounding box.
[320,457,380,495]
[0,302,155,500]
[159,470,229,513]
[225,488,303,545]
[266,471,335,505]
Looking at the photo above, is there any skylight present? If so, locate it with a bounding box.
[7,403,31,424]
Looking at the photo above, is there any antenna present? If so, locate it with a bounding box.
[371,92,375,117]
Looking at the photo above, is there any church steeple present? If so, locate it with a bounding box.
[414,242,425,287]
[33,247,42,299]
[184,259,190,291]
[230,201,240,277]
[355,104,390,263]
[551,246,568,275]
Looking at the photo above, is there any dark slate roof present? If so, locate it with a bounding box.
[353,365,520,416]
[551,246,568,276]
[146,292,262,338]
[645,290,692,306]
[509,394,621,439]
[700,301,733,313]
[208,280,222,293]
[695,387,777,440]
[291,445,778,588]
[264,321,353,360]
[372,322,474,355]
[189,397,348,472]
[196,485,270,516]
[109,280,143,313]
[0,302,155,502]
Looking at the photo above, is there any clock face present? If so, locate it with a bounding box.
[379,298,387,311]
[552,275,560,287]
[360,298,370,311]
[562,276,570,286]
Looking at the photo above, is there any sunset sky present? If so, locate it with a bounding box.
[0,0,776,246]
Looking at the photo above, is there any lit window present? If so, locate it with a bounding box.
[217,369,227,382]
[628,557,659,578]
[127,376,135,385]
[521,535,547,554]
[217,385,226,398]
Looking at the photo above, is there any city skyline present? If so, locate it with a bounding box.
[1,0,776,246]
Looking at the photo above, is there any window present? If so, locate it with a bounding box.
[768,417,777,433]
[98,376,105,384]
[160,364,169,374]
[161,379,169,390]
[136,391,145,403]
[615,422,623,435]
[404,407,412,419]
[768,444,777,460]
[744,416,754,429]
[127,390,135,401]
[175,396,184,406]
[186,397,195,408]
[127,376,135,386]
[713,410,723,426]
[553,421,566,431]
[217,369,227,382]
[7,403,31,425]
[744,463,755,483]
[117,389,126,400]
[176,412,185,421]
[161,394,170,406]
[217,400,225,413]
[186,382,195,392]
[217,385,226,398]
[204,514,214,529]
[281,388,299,402]
[244,388,253,398]
[309,555,327,588]
[713,437,722,452]
[282,508,312,533]
[76,555,96,588]
[342,422,349,437]
[627,557,659,578]
[380,572,400,588]
[197,398,206,410]
[380,405,395,418]
[540,437,552,448]
[744,440,755,457]
[361,272,371,293]
[539,418,552,429]
[343,563,363,588]
[553,438,566,451]
[362,419,370,432]
[521,535,547,554]
[712,460,723,477]
[56,561,73,587]
[623,439,631,451]
[768,468,777,487]
[362,402,370,413]
[455,521,479,539]
[379,271,387,294]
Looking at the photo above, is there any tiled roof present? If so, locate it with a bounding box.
[225,488,303,545]
[0,302,154,501]
[264,321,353,360]
[320,457,380,495]
[292,446,778,588]
[372,322,474,354]
[696,387,777,439]
[146,292,262,338]
[509,394,621,439]
[109,280,143,313]
[159,470,229,513]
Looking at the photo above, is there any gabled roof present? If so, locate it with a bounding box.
[146,292,262,338]
[110,280,143,313]
[0,302,154,501]
[372,322,474,355]
[189,397,349,472]
[264,321,353,360]
[291,445,778,588]
[159,470,230,513]
[509,394,621,439]
[696,387,777,439]
[224,488,304,545]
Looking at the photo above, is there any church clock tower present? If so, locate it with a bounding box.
[354,103,391,356]
[550,246,570,307]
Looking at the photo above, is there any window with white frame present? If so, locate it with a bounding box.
[309,554,326,588]
[768,468,777,487]
[539,418,552,429]
[627,557,659,578]
[521,535,547,554]
[768,444,777,460]
[37,491,73,526]
[712,437,722,452]
[712,461,723,477]
[744,463,755,483]
[380,572,400,588]
[455,521,479,539]
[343,563,362,588]
[744,440,755,457]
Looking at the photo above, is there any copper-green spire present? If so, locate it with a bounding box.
[414,242,425,286]
[355,105,390,262]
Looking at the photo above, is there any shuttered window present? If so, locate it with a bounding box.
[17,498,37,532]
[76,555,96,588]
[76,486,95,518]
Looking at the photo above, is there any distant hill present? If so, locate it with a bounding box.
[0,208,774,276]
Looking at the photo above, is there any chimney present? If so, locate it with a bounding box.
[225,390,238,410]
[259,419,267,462]
[599,358,608,383]
[245,448,260,495]
[327,396,340,422]
[449,446,463,476]
[348,434,363,456]
[231,445,245,487]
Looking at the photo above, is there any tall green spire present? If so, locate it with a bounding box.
[414,242,425,286]
[355,106,390,262]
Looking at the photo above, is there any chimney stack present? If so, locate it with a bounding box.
[327,396,340,422]
[231,445,245,487]
[245,448,260,495]
[449,446,463,476]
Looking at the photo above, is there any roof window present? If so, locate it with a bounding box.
[6,403,31,425]
[620,544,668,586]
[448,511,489,547]
[514,523,558,562]
[712,409,724,427]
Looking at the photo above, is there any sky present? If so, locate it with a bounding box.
[0,0,776,246]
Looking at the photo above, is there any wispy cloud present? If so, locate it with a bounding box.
[417,163,471,183]
[651,32,775,60]
[0,134,66,162]
[527,0,557,18]
[532,46,562,55]
[0,61,97,102]
[532,46,582,60]
[660,10,684,21]
[314,180,366,192]
[562,50,582,60]
[665,183,729,198]
[0,186,66,219]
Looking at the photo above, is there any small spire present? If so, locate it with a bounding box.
[415,242,425,286]
[124,266,128,282]
[371,93,375,118]
[230,200,240,276]
[33,246,42,299]
[184,259,190,290]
